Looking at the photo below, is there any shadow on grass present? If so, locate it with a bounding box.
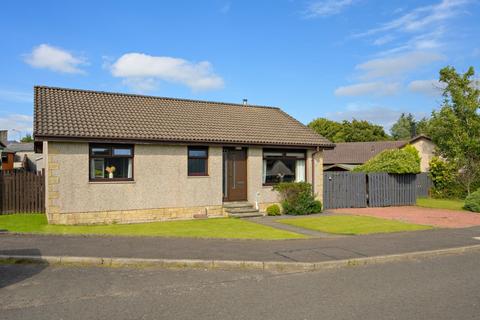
[0,248,48,289]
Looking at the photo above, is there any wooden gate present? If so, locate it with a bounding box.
[323,172,367,209]
[367,173,417,207]
[0,171,45,214]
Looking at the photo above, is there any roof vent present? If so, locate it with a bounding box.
[243,98,248,106]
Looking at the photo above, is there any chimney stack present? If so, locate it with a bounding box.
[243,98,248,106]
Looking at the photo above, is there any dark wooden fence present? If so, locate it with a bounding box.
[323,172,429,209]
[368,173,417,207]
[416,172,433,198]
[0,171,45,214]
[323,172,367,209]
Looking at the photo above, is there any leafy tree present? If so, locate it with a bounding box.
[429,66,480,195]
[308,118,343,142]
[415,117,430,136]
[20,134,33,143]
[391,113,416,140]
[353,145,421,174]
[335,119,389,142]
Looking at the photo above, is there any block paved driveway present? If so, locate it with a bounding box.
[331,206,480,228]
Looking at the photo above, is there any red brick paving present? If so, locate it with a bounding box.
[331,206,480,228]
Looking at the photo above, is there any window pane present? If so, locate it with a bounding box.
[265,159,296,184]
[105,158,132,179]
[188,158,207,175]
[286,152,305,159]
[91,147,110,156]
[91,158,105,178]
[188,148,207,158]
[113,148,132,156]
[264,152,283,157]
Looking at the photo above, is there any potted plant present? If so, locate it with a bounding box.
[105,166,116,179]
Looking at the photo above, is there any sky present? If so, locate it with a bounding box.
[0,0,479,140]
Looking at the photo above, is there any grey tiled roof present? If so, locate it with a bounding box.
[323,140,407,164]
[34,86,333,148]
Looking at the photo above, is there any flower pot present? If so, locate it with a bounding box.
[108,172,114,179]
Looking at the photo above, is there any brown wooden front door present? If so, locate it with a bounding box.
[223,148,247,201]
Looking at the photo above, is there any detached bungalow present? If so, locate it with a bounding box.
[34,86,333,225]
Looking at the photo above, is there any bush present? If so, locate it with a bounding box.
[429,157,465,199]
[353,145,420,174]
[464,189,480,212]
[266,204,281,216]
[273,182,322,215]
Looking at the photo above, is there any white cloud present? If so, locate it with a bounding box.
[373,35,395,46]
[356,51,445,80]
[335,82,400,96]
[110,53,224,92]
[0,89,32,103]
[355,0,470,37]
[408,79,446,96]
[0,114,33,140]
[24,44,86,74]
[304,0,355,18]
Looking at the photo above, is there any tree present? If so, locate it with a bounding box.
[429,66,480,195]
[353,145,421,174]
[334,119,390,142]
[390,113,431,140]
[20,134,33,143]
[308,118,390,142]
[307,118,343,142]
[391,113,416,140]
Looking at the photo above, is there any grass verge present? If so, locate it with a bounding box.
[277,215,432,235]
[416,198,465,211]
[0,214,305,240]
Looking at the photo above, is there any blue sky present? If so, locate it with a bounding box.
[0,0,479,140]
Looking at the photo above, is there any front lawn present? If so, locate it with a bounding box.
[0,214,305,240]
[416,198,465,211]
[277,215,432,235]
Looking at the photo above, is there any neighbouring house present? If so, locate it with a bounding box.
[5,142,44,172]
[323,135,435,172]
[0,130,8,171]
[34,86,334,225]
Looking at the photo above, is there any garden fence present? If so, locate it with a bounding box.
[323,172,431,210]
[0,170,45,214]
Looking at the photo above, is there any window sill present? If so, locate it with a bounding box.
[89,180,135,184]
[187,175,210,178]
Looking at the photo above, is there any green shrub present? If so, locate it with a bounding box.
[273,182,322,215]
[464,189,480,212]
[353,145,420,174]
[266,204,281,216]
[429,157,465,199]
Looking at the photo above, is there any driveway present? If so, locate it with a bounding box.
[331,206,480,228]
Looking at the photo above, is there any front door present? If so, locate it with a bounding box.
[223,148,247,201]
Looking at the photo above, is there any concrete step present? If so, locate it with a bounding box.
[222,202,253,209]
[225,207,258,214]
[228,211,263,218]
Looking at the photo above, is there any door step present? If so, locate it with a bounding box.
[223,202,262,218]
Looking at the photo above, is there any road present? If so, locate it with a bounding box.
[1,252,479,320]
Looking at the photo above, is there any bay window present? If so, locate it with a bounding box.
[263,149,306,185]
[89,144,133,181]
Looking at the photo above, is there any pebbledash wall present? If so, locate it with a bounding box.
[410,138,435,172]
[45,141,324,225]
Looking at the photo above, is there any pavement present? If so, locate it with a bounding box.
[332,206,480,228]
[1,226,480,263]
[1,250,480,319]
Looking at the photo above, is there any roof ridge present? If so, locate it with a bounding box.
[34,85,280,110]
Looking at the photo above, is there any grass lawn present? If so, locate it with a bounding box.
[0,214,305,240]
[416,197,465,211]
[277,215,432,235]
